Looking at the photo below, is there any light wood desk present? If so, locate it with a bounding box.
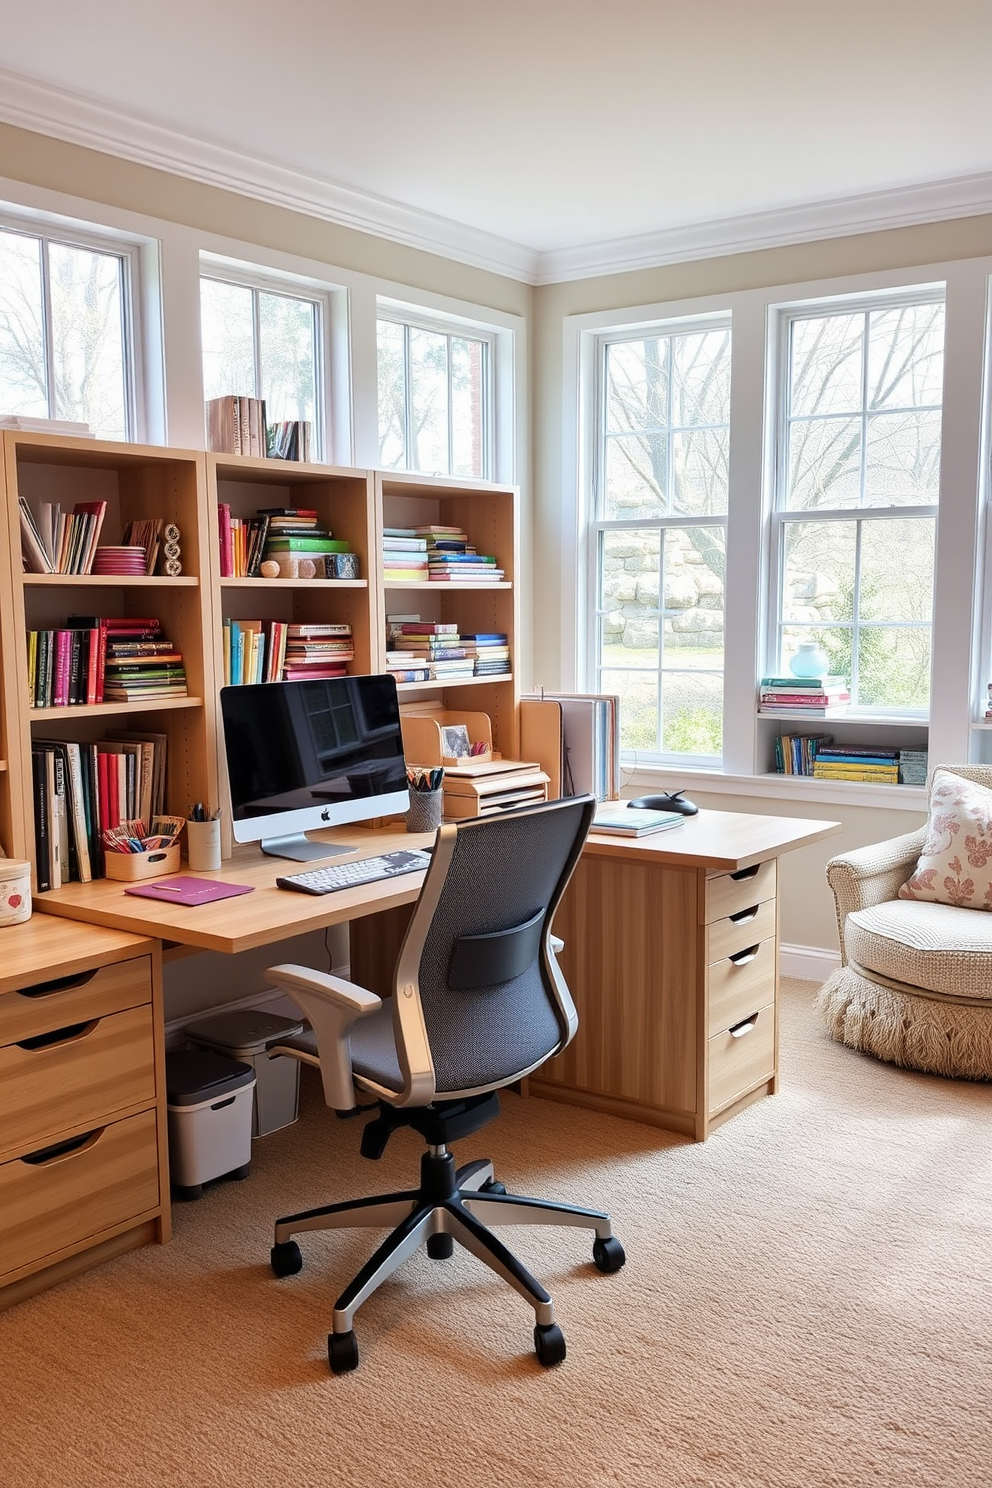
[531,809,841,1140]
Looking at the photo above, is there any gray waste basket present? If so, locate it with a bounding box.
[183,1009,305,1137]
[165,1048,256,1199]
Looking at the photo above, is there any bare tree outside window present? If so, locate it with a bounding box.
[595,325,731,759]
[0,227,130,439]
[377,315,490,479]
[777,299,943,711]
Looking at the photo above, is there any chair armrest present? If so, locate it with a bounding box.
[266,963,382,1111]
[825,827,926,963]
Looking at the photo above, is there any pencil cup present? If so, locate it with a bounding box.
[405,788,443,834]
[0,860,32,925]
[186,818,222,871]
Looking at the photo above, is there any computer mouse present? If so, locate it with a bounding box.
[628,791,698,816]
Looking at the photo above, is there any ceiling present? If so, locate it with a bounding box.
[1,0,991,283]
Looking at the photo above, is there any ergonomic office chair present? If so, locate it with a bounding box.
[265,793,625,1373]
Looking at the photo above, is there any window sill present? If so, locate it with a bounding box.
[624,764,927,812]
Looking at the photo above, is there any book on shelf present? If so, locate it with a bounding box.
[592,806,684,837]
[266,420,313,462]
[206,395,267,457]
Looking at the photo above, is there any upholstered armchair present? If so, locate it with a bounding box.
[815,764,992,1080]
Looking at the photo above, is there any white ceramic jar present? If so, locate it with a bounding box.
[0,860,32,925]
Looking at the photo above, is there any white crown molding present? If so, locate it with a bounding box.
[3,69,992,291]
[535,174,992,285]
[0,69,539,285]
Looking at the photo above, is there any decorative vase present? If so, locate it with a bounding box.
[789,642,829,679]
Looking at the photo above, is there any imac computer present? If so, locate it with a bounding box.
[219,674,410,861]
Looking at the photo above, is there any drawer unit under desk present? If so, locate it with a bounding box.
[707,1002,776,1116]
[707,936,777,1039]
[0,1108,160,1280]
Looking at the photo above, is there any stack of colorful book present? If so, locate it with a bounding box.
[460,632,511,675]
[258,507,349,577]
[100,617,187,702]
[282,623,354,681]
[416,524,503,582]
[387,621,474,680]
[381,528,429,581]
[811,746,901,784]
[758,675,850,717]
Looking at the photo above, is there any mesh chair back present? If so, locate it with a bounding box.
[397,795,595,1095]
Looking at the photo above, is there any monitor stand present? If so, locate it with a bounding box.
[260,834,358,863]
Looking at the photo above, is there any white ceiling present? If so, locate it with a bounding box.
[1,0,992,283]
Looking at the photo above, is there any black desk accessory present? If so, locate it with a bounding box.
[628,791,698,816]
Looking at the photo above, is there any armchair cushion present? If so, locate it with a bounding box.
[846,899,992,1000]
[898,769,992,911]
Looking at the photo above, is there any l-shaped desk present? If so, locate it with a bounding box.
[3,806,837,1309]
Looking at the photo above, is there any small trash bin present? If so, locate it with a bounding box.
[183,1009,305,1138]
[166,1049,256,1200]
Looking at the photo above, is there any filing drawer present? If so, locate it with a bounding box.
[0,957,152,1046]
[0,1004,156,1159]
[705,897,776,965]
[705,859,776,924]
[707,936,777,1039]
[707,1002,775,1115]
[0,1109,160,1280]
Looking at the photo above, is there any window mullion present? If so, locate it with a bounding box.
[39,236,56,420]
[252,287,263,401]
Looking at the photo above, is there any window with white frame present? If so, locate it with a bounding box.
[0,223,134,440]
[591,321,731,760]
[377,310,492,479]
[772,293,944,712]
[199,274,322,453]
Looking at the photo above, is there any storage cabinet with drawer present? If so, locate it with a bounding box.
[531,810,838,1140]
[0,919,168,1310]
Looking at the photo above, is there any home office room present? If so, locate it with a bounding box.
[0,2,990,1484]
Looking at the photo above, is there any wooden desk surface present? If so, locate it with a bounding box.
[586,807,841,872]
[36,824,434,956]
[35,809,841,954]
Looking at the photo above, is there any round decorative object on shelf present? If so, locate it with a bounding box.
[789,642,829,678]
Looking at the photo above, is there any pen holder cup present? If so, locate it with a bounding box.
[185,819,222,872]
[405,788,443,835]
[104,843,181,882]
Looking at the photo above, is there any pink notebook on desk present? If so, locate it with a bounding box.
[124,877,255,906]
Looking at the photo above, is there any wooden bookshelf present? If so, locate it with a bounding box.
[1,433,219,889]
[376,472,520,759]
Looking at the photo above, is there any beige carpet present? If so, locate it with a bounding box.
[2,978,991,1488]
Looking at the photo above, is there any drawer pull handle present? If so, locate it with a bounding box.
[730,865,760,882]
[729,905,759,925]
[20,1129,104,1166]
[729,1015,758,1038]
[18,969,97,1000]
[728,944,760,967]
[17,1019,98,1052]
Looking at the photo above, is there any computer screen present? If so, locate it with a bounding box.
[219,674,410,861]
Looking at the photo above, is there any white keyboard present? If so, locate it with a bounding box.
[276,849,433,896]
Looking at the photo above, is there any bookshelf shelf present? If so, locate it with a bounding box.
[218,577,367,591]
[396,674,516,697]
[22,574,199,588]
[382,580,513,591]
[757,710,928,726]
[28,697,203,721]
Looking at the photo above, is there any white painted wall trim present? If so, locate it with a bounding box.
[4,67,992,288]
[779,944,841,984]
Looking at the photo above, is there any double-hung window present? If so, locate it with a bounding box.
[772,293,944,712]
[377,310,492,479]
[200,273,322,454]
[591,320,731,761]
[0,222,135,440]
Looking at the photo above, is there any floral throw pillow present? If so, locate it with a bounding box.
[899,770,992,910]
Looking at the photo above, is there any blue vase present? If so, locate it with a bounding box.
[789,642,828,679]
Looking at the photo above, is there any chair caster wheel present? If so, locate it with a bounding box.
[593,1236,626,1273]
[329,1330,360,1374]
[481,1178,507,1195]
[427,1233,454,1259]
[270,1240,303,1277]
[534,1322,566,1367]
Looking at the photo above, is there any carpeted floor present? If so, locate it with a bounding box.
[1,978,991,1488]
